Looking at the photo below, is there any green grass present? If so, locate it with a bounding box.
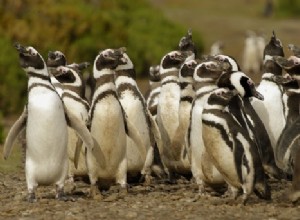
[0,144,23,174]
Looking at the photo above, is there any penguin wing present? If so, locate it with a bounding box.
[64,105,94,152]
[146,108,162,150]
[122,109,147,158]
[3,107,27,159]
[74,137,83,169]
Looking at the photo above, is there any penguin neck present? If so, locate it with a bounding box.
[160,70,179,86]
[149,81,161,90]
[94,69,115,89]
[180,77,194,91]
[115,69,138,89]
[194,80,216,91]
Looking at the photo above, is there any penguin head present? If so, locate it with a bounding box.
[178,29,196,54]
[180,59,198,79]
[263,31,284,58]
[52,66,77,84]
[47,51,67,68]
[288,44,300,58]
[14,43,46,73]
[274,55,300,79]
[68,62,90,73]
[207,88,238,107]
[214,54,241,72]
[193,60,224,83]
[160,50,192,74]
[149,65,160,82]
[115,51,134,71]
[226,71,264,100]
[94,47,125,72]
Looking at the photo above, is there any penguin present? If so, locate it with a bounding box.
[210,40,224,56]
[188,59,227,194]
[202,87,270,204]
[272,55,300,175]
[87,48,145,198]
[156,50,191,179]
[50,64,91,190]
[215,54,282,179]
[171,59,197,162]
[251,31,286,152]
[3,43,94,202]
[114,50,163,183]
[146,65,161,119]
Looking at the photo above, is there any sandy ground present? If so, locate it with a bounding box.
[0,170,300,220]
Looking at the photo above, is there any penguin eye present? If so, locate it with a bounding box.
[247,79,253,85]
[170,55,175,59]
[29,49,37,56]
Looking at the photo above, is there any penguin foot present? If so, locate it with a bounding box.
[242,193,249,206]
[56,188,68,201]
[88,185,103,200]
[27,192,37,203]
[118,184,128,197]
[139,174,153,185]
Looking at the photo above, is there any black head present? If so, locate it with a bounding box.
[94,47,126,71]
[160,50,190,71]
[178,29,197,56]
[149,65,160,82]
[226,71,264,100]
[14,42,45,71]
[52,66,77,84]
[194,60,224,82]
[207,88,238,107]
[180,59,198,78]
[263,31,284,58]
[68,62,90,73]
[214,54,241,72]
[273,55,300,78]
[47,50,67,68]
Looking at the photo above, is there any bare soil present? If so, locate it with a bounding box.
[0,170,300,220]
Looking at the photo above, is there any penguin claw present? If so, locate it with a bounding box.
[27,193,37,203]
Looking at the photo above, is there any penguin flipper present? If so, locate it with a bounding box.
[74,137,83,169]
[146,109,162,152]
[124,117,147,159]
[64,106,94,152]
[3,107,27,160]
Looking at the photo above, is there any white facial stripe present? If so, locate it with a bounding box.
[230,71,246,97]
[27,46,38,56]
[93,61,114,79]
[264,54,273,64]
[60,68,82,87]
[116,53,134,70]
[289,55,300,63]
[25,66,48,76]
[160,66,178,74]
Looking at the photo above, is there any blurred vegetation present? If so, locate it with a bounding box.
[0,0,204,117]
[276,0,300,17]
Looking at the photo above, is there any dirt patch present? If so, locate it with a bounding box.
[0,170,299,220]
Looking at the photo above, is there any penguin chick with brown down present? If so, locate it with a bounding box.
[114,50,164,183]
[202,85,270,205]
[3,43,94,202]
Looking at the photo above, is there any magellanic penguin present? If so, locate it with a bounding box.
[156,50,191,180]
[272,55,300,175]
[114,50,163,183]
[202,87,270,204]
[50,64,91,191]
[87,48,145,199]
[146,65,161,119]
[215,54,282,180]
[251,31,286,152]
[188,59,227,194]
[3,43,94,202]
[171,59,197,162]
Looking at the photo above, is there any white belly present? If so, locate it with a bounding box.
[87,97,127,179]
[26,92,68,185]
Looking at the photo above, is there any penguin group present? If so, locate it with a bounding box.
[3,29,300,204]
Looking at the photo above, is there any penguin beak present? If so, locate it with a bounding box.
[250,85,264,100]
[77,62,90,71]
[14,42,27,54]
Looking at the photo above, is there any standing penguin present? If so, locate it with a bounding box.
[188,59,227,194]
[156,50,190,180]
[50,64,91,190]
[114,51,162,183]
[3,43,94,202]
[251,31,285,151]
[202,87,270,204]
[87,48,145,198]
[215,54,282,179]
[171,59,197,162]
